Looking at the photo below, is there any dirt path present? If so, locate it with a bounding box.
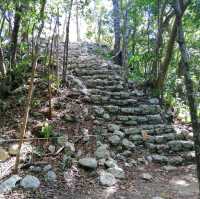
[1,163,198,199]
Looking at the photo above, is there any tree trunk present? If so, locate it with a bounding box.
[0,14,5,39]
[97,17,102,43]
[5,14,13,38]
[55,7,60,80]
[62,0,73,82]
[47,15,58,120]
[76,0,81,42]
[10,4,22,69]
[154,17,177,90]
[154,0,190,91]
[112,0,121,65]
[14,0,46,174]
[151,0,163,79]
[122,1,129,84]
[0,2,10,40]
[175,0,200,195]
[62,15,67,41]
[0,46,6,77]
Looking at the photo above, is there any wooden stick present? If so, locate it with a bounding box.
[14,0,46,174]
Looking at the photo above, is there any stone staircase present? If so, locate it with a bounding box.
[63,42,195,166]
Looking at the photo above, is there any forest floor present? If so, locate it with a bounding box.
[0,67,199,199]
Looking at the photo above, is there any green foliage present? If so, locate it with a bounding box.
[41,122,54,138]
[32,98,41,108]
[51,74,61,90]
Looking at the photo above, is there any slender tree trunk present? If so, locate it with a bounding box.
[62,0,73,82]
[154,17,177,90]
[14,0,46,174]
[0,9,6,76]
[0,46,6,77]
[62,15,67,41]
[145,7,151,79]
[0,2,10,40]
[122,2,129,84]
[5,14,13,38]
[56,10,60,80]
[10,4,22,69]
[0,14,5,39]
[175,0,200,195]
[48,16,58,120]
[151,0,162,79]
[75,0,81,42]
[97,17,102,43]
[112,0,121,65]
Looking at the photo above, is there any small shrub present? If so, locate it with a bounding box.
[40,122,53,138]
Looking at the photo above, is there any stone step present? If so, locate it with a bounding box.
[88,88,148,98]
[85,80,124,87]
[118,133,182,146]
[72,69,121,76]
[71,67,122,73]
[115,105,161,115]
[114,114,163,125]
[111,115,163,125]
[147,133,187,144]
[86,82,121,88]
[68,63,122,71]
[147,140,194,154]
[90,95,138,106]
[117,123,175,136]
[104,123,174,138]
[151,151,195,165]
[167,140,194,152]
[103,103,161,115]
[89,90,130,100]
[88,85,125,92]
[140,124,175,135]
[89,90,134,98]
[81,74,123,81]
[122,125,175,136]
